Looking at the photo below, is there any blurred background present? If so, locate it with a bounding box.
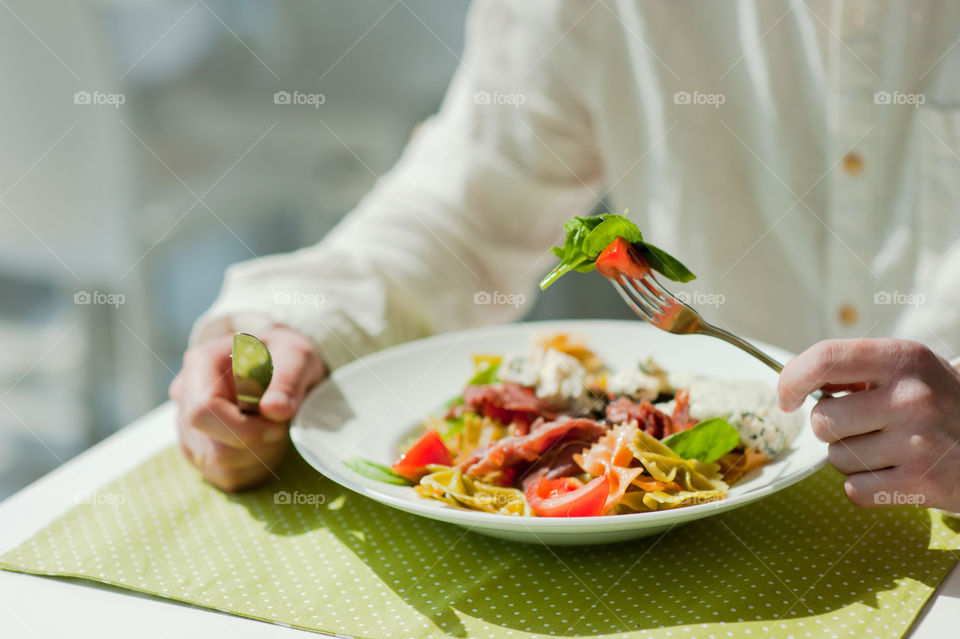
[0,0,627,499]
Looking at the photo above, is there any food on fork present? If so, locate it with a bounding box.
[539,214,695,290]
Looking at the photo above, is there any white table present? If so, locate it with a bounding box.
[1,403,957,638]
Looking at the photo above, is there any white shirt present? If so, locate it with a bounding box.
[193,0,960,369]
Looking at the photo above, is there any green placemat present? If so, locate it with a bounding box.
[2,447,958,638]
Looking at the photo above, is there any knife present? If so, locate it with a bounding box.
[232,333,274,414]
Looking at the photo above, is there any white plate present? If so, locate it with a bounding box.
[291,320,826,545]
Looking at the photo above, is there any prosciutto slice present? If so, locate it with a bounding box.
[605,396,672,439]
[453,382,559,434]
[459,417,607,478]
[605,390,698,438]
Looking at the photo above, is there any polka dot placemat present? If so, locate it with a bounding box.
[2,447,958,638]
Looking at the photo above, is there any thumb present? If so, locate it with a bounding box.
[258,339,324,422]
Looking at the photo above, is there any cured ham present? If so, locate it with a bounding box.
[459,417,606,478]
[452,382,560,434]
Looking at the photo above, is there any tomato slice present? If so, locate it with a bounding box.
[392,430,452,481]
[525,474,611,517]
[595,237,650,281]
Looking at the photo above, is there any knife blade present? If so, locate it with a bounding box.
[232,333,273,414]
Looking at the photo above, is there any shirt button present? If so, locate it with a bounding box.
[843,152,864,175]
[838,304,859,326]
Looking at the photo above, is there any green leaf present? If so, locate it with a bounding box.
[581,215,644,257]
[635,243,696,283]
[539,213,696,289]
[661,417,741,463]
[343,457,413,485]
[443,416,465,438]
[467,361,500,386]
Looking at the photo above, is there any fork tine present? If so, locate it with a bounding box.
[618,277,665,321]
[624,276,667,317]
[612,279,656,321]
[640,273,671,302]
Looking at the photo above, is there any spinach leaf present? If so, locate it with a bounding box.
[581,215,644,256]
[343,457,413,486]
[539,213,696,289]
[661,417,741,463]
[635,243,696,283]
[442,416,466,440]
[467,360,500,386]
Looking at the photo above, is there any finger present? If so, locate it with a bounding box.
[809,388,889,442]
[180,336,237,403]
[197,456,285,492]
[778,339,899,412]
[843,467,907,509]
[827,429,898,474]
[187,397,287,448]
[259,334,324,422]
[178,420,286,471]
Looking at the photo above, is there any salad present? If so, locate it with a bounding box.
[538,213,695,290]
[348,334,801,517]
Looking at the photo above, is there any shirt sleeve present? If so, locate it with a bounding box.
[190,0,605,369]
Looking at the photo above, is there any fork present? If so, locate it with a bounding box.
[610,272,785,374]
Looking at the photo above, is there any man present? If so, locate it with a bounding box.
[170,1,960,512]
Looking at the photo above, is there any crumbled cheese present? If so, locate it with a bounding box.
[499,348,591,410]
[606,358,671,400]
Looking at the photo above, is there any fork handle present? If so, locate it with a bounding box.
[698,324,784,373]
[700,324,835,402]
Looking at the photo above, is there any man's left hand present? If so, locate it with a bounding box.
[778,338,960,511]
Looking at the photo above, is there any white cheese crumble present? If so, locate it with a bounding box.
[499,348,591,410]
[606,358,671,400]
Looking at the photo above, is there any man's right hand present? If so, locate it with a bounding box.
[169,325,326,492]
